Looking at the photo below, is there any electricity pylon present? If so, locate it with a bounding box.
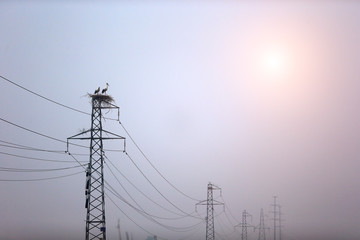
[235,210,252,240]
[270,196,279,240]
[254,208,270,240]
[278,205,284,240]
[196,183,224,240]
[68,94,125,240]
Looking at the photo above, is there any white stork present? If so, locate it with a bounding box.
[102,83,109,94]
[94,87,100,94]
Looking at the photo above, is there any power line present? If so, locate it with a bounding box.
[0,150,86,163]
[119,121,200,202]
[105,162,184,222]
[0,143,67,153]
[0,75,90,116]
[216,212,236,239]
[66,152,87,171]
[175,223,204,240]
[107,184,205,239]
[105,154,194,219]
[0,164,85,172]
[0,141,88,156]
[105,159,190,221]
[0,170,83,182]
[106,181,203,232]
[106,192,168,240]
[0,117,124,152]
[0,139,66,154]
[125,151,201,219]
[1,74,119,121]
[0,117,91,150]
[221,195,240,224]
[0,117,67,144]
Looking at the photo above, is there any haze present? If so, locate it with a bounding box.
[0,1,359,240]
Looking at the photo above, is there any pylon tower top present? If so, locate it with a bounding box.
[196,183,224,240]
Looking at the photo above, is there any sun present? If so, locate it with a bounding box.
[262,50,286,75]
[260,48,289,79]
[264,52,284,73]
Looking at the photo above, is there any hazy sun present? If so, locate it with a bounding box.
[259,48,289,80]
[262,50,287,76]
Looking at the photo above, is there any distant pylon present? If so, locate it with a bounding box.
[259,208,266,240]
[254,208,269,240]
[271,196,279,240]
[278,205,284,240]
[235,210,252,240]
[67,94,125,240]
[196,183,224,240]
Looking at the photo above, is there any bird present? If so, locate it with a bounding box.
[94,87,100,94]
[102,83,109,94]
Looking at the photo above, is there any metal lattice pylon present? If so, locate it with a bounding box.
[270,196,280,240]
[235,210,252,240]
[256,208,269,240]
[196,183,224,240]
[68,96,125,240]
[86,98,106,240]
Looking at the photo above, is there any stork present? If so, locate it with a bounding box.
[94,87,100,94]
[102,83,109,94]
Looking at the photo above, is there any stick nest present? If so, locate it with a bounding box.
[88,93,115,106]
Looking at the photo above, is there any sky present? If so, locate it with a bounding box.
[0,1,360,240]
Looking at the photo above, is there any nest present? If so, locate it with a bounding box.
[88,93,115,107]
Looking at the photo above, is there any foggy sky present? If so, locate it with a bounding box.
[1,1,360,240]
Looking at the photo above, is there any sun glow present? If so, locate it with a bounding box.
[261,48,288,78]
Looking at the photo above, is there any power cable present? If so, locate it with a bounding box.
[0,164,85,172]
[216,215,231,238]
[0,170,83,182]
[105,161,187,221]
[221,195,240,224]
[0,150,86,163]
[125,151,202,220]
[106,192,168,240]
[119,121,201,202]
[0,74,118,121]
[66,152,87,170]
[0,117,124,152]
[104,154,193,219]
[105,182,203,232]
[0,75,90,116]
[175,223,204,240]
[0,117,67,144]
[216,211,237,235]
[0,139,66,154]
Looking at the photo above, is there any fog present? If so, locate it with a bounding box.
[0,1,360,240]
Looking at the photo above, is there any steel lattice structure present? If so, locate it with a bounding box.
[235,210,252,240]
[196,183,224,240]
[254,208,269,240]
[271,196,279,240]
[68,96,125,240]
[86,98,106,240]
